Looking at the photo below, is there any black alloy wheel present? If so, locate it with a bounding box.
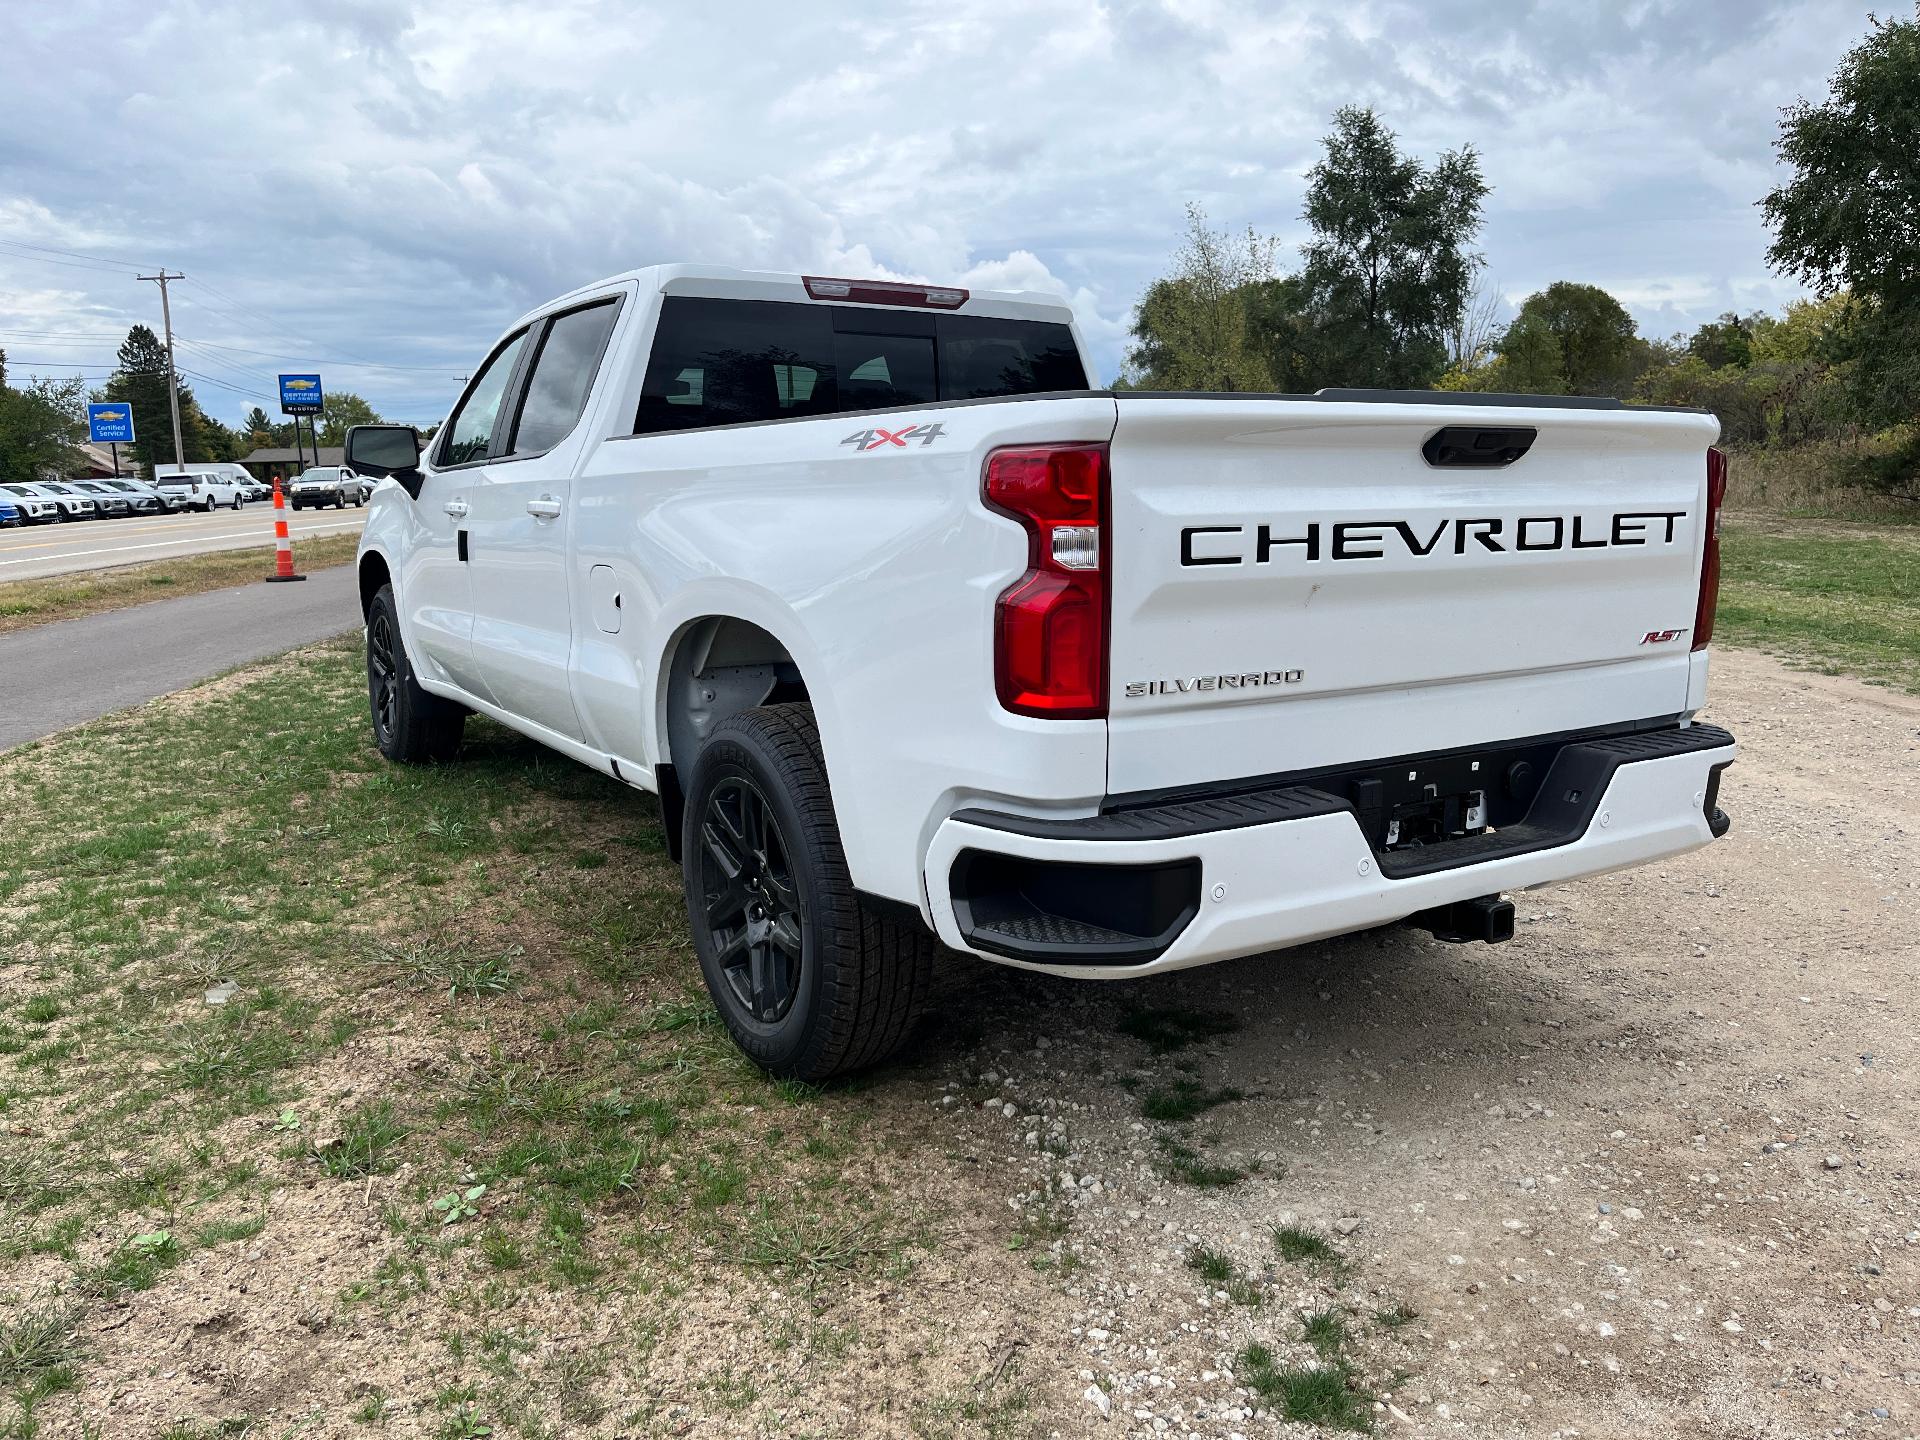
[698,775,804,1025]
[367,606,399,747]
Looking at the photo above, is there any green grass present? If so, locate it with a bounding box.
[1187,1244,1234,1283]
[1139,1076,1244,1123]
[1273,1224,1347,1275]
[0,531,362,636]
[0,637,948,1435]
[1301,1306,1350,1357]
[1236,1343,1372,1432]
[1718,521,1920,692]
[1154,1136,1253,1189]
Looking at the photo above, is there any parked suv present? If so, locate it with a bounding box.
[99,479,168,515]
[24,482,97,520]
[155,471,241,511]
[349,263,1737,1081]
[0,484,61,524]
[67,481,133,517]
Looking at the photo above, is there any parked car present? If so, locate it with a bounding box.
[0,483,61,524]
[0,492,19,527]
[155,471,242,511]
[99,479,168,515]
[24,482,97,521]
[234,473,270,503]
[348,264,1738,1080]
[67,481,133,518]
[289,466,371,509]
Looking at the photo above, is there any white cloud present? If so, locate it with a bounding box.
[0,0,1869,423]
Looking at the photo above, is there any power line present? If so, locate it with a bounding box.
[0,236,153,270]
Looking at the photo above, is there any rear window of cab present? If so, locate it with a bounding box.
[634,297,1087,434]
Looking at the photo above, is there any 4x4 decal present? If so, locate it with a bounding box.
[840,422,947,452]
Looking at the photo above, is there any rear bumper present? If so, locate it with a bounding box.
[924,722,1735,977]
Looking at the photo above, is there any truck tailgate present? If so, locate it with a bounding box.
[1104,396,1720,795]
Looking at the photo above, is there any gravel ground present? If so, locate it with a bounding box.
[916,648,1920,1439]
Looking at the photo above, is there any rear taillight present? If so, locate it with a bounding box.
[1692,446,1727,651]
[985,443,1109,719]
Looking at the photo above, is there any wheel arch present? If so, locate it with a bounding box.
[357,547,392,620]
[655,610,824,862]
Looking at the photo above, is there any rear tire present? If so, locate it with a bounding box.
[366,584,464,764]
[682,703,934,1081]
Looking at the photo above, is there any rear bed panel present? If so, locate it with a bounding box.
[1105,397,1720,795]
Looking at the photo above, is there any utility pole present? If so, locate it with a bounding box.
[137,270,187,469]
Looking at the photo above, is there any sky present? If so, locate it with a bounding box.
[0,0,1879,431]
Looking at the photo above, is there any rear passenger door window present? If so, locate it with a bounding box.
[636,298,833,433]
[437,329,530,467]
[509,300,622,456]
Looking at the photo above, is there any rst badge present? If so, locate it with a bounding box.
[841,422,947,452]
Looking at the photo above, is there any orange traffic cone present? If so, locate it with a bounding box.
[264,476,307,584]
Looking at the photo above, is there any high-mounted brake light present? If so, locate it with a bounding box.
[985,444,1109,719]
[802,275,969,309]
[1692,446,1727,651]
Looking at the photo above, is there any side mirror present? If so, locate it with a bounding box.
[345,424,424,497]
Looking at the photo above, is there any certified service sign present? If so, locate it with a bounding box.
[278,373,324,416]
[87,403,135,444]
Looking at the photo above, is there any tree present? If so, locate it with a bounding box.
[98,324,214,478]
[1122,205,1279,390]
[1688,312,1764,370]
[1297,106,1489,389]
[0,374,88,485]
[318,390,383,447]
[1762,11,1920,444]
[1477,282,1644,397]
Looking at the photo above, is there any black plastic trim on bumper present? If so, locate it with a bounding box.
[950,721,1735,878]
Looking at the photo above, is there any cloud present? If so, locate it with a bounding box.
[0,0,1870,423]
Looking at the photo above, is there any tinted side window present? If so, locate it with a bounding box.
[937,314,1089,399]
[511,301,620,455]
[636,298,833,434]
[438,330,529,466]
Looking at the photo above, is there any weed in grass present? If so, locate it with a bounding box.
[914,1360,1033,1440]
[1273,1224,1347,1275]
[433,1184,488,1226]
[1117,1005,1240,1054]
[0,1307,77,1387]
[1374,1301,1419,1330]
[20,996,60,1025]
[385,939,522,999]
[353,1390,388,1423]
[1227,1277,1263,1307]
[1236,1343,1371,1431]
[319,1101,408,1178]
[76,1230,180,1297]
[732,1199,907,1275]
[572,849,608,870]
[478,1228,525,1271]
[193,1213,266,1247]
[1139,1076,1244,1123]
[1154,1136,1253,1189]
[1187,1245,1234,1283]
[1301,1307,1350,1358]
[434,1406,493,1439]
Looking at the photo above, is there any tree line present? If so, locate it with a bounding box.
[0,326,389,484]
[1122,11,1919,497]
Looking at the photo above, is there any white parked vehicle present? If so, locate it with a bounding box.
[155,470,241,512]
[350,264,1737,1080]
[20,481,97,521]
[156,462,257,493]
[0,483,64,523]
[288,465,371,509]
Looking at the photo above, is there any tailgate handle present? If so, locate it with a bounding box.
[1422,426,1536,468]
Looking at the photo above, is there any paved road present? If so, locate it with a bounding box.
[0,566,360,751]
[0,505,365,581]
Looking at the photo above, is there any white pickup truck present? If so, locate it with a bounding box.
[348,264,1736,1079]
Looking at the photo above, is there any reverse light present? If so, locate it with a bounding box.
[985,444,1109,718]
[1692,446,1727,651]
[802,275,970,309]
